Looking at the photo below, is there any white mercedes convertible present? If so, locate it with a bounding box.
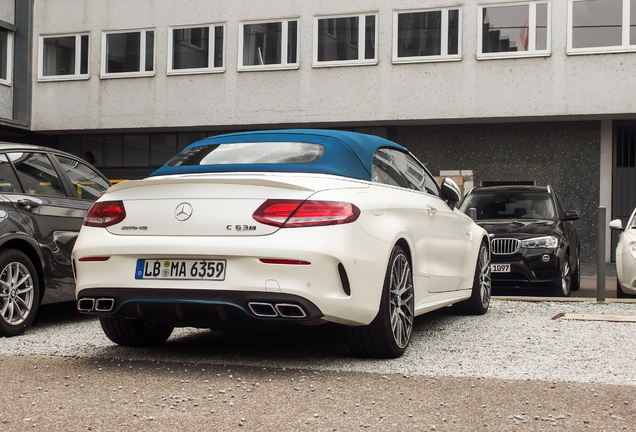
[73,129,490,358]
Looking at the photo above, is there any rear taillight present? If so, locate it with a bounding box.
[252,199,360,228]
[84,201,126,227]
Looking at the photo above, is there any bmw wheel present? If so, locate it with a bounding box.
[554,256,572,297]
[345,245,414,359]
[0,249,40,337]
[100,316,174,347]
[453,240,491,315]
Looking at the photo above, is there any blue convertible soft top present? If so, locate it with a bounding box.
[150,129,408,181]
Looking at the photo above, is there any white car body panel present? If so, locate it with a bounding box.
[73,172,487,326]
[614,209,636,296]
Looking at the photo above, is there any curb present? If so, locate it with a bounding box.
[492,296,636,303]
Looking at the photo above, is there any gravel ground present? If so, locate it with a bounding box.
[2,299,636,386]
[2,299,636,431]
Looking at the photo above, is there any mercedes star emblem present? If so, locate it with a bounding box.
[175,202,193,221]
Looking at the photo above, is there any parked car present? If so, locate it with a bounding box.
[458,185,580,296]
[609,210,636,298]
[73,129,491,358]
[0,142,111,336]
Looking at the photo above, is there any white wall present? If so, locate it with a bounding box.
[30,0,636,132]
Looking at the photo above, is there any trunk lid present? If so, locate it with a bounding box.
[102,173,366,237]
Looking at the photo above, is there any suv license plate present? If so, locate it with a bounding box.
[491,264,511,273]
[135,259,226,280]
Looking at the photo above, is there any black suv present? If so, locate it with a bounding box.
[0,142,111,336]
[458,185,580,296]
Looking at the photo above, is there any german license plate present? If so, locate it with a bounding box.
[135,259,226,280]
[491,264,511,273]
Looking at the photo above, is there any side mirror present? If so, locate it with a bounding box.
[563,210,580,221]
[609,219,624,231]
[441,178,462,210]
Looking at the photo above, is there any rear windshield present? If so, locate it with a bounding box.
[168,142,324,166]
[459,192,556,220]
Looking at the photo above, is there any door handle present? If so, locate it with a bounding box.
[17,199,41,211]
[426,205,437,216]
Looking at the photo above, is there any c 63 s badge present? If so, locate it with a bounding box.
[227,225,256,231]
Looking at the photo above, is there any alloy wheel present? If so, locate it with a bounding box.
[389,253,414,349]
[478,245,492,309]
[0,261,35,326]
[561,260,571,296]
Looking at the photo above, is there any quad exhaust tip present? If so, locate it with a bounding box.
[248,302,278,317]
[248,302,306,319]
[77,298,95,312]
[78,297,115,312]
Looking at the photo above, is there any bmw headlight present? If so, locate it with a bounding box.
[629,242,636,259]
[521,236,559,249]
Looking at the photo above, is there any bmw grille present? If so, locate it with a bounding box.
[491,238,521,255]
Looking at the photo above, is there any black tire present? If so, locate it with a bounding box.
[100,316,174,347]
[553,255,572,297]
[0,249,40,337]
[453,240,491,315]
[344,245,414,359]
[570,250,581,292]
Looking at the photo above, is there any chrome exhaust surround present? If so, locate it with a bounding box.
[95,298,115,312]
[275,303,307,318]
[77,298,95,312]
[248,302,278,317]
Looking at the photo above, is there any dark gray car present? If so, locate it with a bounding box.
[0,142,111,336]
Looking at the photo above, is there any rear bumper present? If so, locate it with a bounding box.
[77,288,325,327]
[73,224,392,326]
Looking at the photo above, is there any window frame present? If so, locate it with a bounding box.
[392,7,463,64]
[0,27,13,86]
[238,18,299,72]
[567,0,636,55]
[313,12,379,68]
[38,32,90,82]
[101,28,155,79]
[372,148,440,196]
[477,1,552,60]
[168,23,226,75]
[52,153,111,201]
[7,151,69,198]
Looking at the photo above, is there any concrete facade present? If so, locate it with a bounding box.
[29,0,636,131]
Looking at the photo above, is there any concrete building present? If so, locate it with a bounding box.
[2,0,636,263]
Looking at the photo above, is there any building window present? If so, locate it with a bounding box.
[478,1,551,59]
[616,123,636,167]
[393,8,461,63]
[101,29,155,78]
[239,19,298,71]
[168,24,225,75]
[568,0,636,54]
[0,27,13,86]
[313,13,378,67]
[38,34,89,81]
